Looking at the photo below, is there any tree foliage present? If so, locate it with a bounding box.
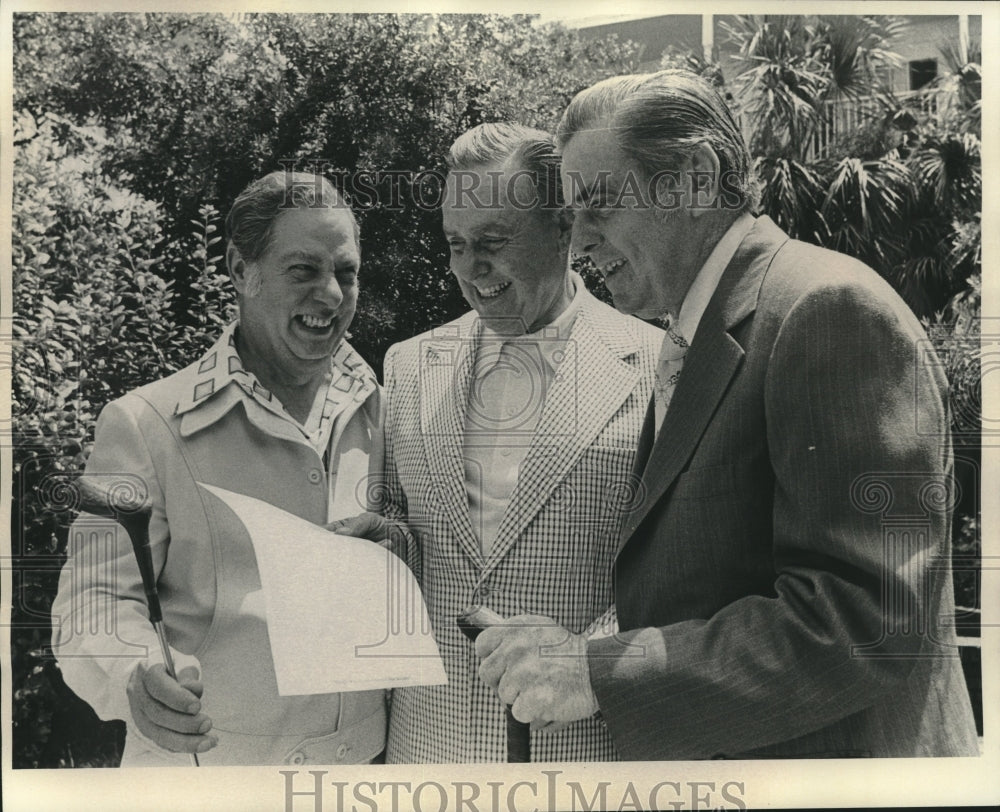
[14,12,637,363]
[721,14,980,321]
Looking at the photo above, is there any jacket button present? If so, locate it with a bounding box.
[308,469,322,484]
[336,743,349,760]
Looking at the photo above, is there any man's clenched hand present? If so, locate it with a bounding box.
[475,614,599,727]
[127,663,216,754]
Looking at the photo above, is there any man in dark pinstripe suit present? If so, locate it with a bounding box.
[476,71,979,759]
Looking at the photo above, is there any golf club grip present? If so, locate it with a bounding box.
[457,606,532,763]
[75,477,161,622]
[505,706,531,763]
[76,476,197,767]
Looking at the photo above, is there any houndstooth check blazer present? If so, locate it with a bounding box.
[379,287,663,763]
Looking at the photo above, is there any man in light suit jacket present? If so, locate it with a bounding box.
[475,71,980,758]
[336,123,662,761]
[52,172,386,765]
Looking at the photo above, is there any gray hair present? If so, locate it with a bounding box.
[225,171,360,266]
[446,122,563,211]
[556,70,759,213]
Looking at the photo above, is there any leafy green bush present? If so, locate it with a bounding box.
[12,110,233,767]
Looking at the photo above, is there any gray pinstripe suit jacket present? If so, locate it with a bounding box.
[589,216,980,759]
[380,287,663,762]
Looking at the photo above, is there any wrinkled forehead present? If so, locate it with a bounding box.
[266,205,360,258]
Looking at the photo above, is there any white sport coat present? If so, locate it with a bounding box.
[380,287,663,762]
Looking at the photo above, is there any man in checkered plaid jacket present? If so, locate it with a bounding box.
[332,123,663,761]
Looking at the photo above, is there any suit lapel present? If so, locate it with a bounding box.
[419,313,483,563]
[618,314,745,549]
[486,294,640,569]
[618,216,789,550]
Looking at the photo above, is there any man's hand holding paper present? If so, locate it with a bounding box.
[327,511,391,543]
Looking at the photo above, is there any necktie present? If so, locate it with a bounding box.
[654,322,689,434]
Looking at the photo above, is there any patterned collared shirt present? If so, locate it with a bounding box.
[175,322,377,459]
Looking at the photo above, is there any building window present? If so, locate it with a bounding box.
[909,59,938,90]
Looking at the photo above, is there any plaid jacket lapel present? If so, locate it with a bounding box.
[419,314,483,563]
[486,292,641,570]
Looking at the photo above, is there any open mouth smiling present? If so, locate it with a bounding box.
[295,313,335,331]
[476,281,512,299]
[598,258,627,278]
